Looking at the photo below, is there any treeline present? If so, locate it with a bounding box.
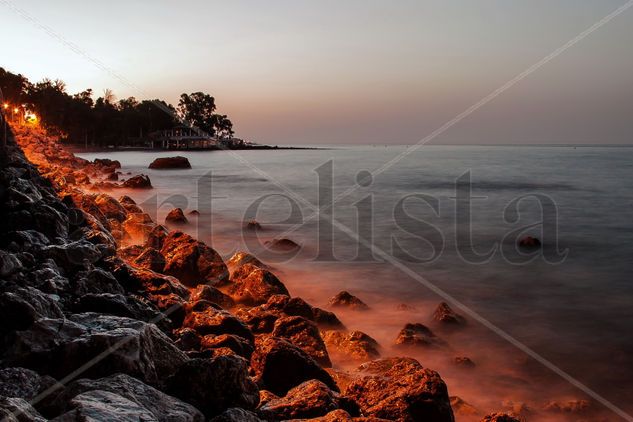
[0,67,234,147]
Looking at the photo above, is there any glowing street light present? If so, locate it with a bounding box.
[13,107,19,114]
[2,103,8,110]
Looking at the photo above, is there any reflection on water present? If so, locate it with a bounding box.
[78,145,633,420]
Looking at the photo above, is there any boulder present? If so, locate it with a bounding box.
[271,316,331,367]
[264,238,300,251]
[322,330,380,362]
[251,337,338,396]
[183,302,254,342]
[394,323,446,348]
[228,264,289,306]
[165,208,188,225]
[450,396,480,417]
[258,380,340,420]
[122,213,155,240]
[0,397,46,422]
[49,374,204,422]
[167,356,259,418]
[94,194,128,222]
[226,252,267,276]
[132,248,166,273]
[244,220,261,231]
[52,390,156,421]
[200,334,254,359]
[433,302,466,325]
[93,158,121,169]
[160,231,228,287]
[145,225,168,250]
[121,174,152,189]
[328,291,369,311]
[4,313,187,386]
[148,156,191,170]
[190,285,235,309]
[454,356,476,368]
[343,357,454,422]
[0,367,58,401]
[0,287,64,333]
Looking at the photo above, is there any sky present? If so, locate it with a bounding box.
[1,0,632,145]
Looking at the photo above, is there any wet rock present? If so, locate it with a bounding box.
[244,220,262,231]
[2,230,50,254]
[74,267,125,296]
[234,307,280,334]
[229,264,289,306]
[190,285,235,309]
[322,330,380,362]
[174,328,201,351]
[226,252,267,276]
[160,231,228,287]
[165,208,188,225]
[394,323,447,348]
[148,156,191,169]
[264,238,300,251]
[188,210,200,216]
[210,408,262,422]
[183,302,254,341]
[94,194,128,222]
[132,248,166,273]
[167,356,259,418]
[72,293,169,331]
[0,251,22,278]
[0,287,64,333]
[4,313,187,386]
[122,212,155,240]
[518,236,541,249]
[454,356,476,368]
[272,316,331,367]
[433,302,466,325]
[251,337,338,396]
[122,174,152,189]
[396,303,417,312]
[450,396,480,417]
[258,380,340,420]
[542,399,590,413]
[93,158,121,169]
[49,373,204,422]
[52,390,156,421]
[201,334,254,359]
[343,357,454,422]
[145,225,168,250]
[328,291,369,311]
[43,240,102,272]
[0,367,58,401]
[481,413,520,422]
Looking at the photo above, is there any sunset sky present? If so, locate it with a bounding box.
[2,0,632,144]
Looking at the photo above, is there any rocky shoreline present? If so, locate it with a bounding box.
[0,125,528,421]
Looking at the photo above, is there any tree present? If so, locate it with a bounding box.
[177,92,217,135]
[0,67,29,104]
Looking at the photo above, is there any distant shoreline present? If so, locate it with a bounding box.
[65,144,325,153]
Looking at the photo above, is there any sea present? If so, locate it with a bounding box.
[77,145,633,421]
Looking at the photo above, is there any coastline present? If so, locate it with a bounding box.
[0,125,599,421]
[65,144,327,153]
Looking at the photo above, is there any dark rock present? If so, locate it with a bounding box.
[328,291,369,311]
[312,308,345,329]
[4,313,187,386]
[93,158,121,169]
[322,330,380,362]
[174,328,201,351]
[0,397,46,422]
[167,356,259,418]
[271,316,331,367]
[229,264,289,306]
[244,220,261,231]
[542,399,590,413]
[343,357,454,422]
[518,236,541,249]
[264,238,300,251]
[160,231,228,287]
[74,267,125,296]
[52,390,156,421]
[0,286,64,333]
[145,225,168,250]
[0,367,59,401]
[188,210,200,216]
[121,174,152,189]
[394,323,446,348]
[226,252,267,276]
[450,396,480,417]
[210,408,262,422]
[258,380,340,420]
[43,240,102,272]
[201,334,254,359]
[481,413,520,422]
[148,156,191,170]
[433,302,466,325]
[454,356,476,368]
[251,337,338,396]
[165,208,188,225]
[49,373,204,422]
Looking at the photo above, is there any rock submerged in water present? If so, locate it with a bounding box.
[328,291,369,311]
[257,379,341,420]
[165,207,188,225]
[322,330,380,362]
[394,323,447,348]
[271,316,332,367]
[343,357,454,421]
[148,156,192,169]
[433,302,466,325]
[265,238,300,251]
[481,413,521,422]
[518,236,541,249]
[121,174,152,189]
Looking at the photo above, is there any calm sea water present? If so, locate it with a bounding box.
[78,145,633,420]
